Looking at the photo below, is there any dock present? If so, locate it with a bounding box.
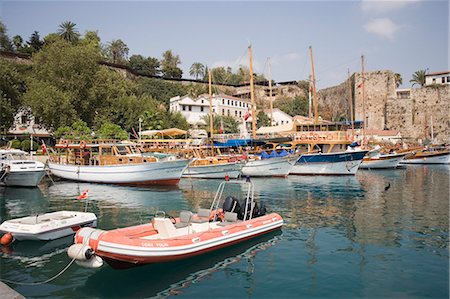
[0,282,25,299]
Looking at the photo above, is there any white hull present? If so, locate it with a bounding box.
[0,211,97,241]
[183,161,242,179]
[2,170,46,187]
[359,153,406,169]
[400,153,450,164]
[241,157,294,177]
[290,159,362,175]
[48,159,190,185]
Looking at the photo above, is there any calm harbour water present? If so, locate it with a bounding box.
[0,165,448,299]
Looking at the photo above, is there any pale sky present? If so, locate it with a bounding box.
[1,0,448,89]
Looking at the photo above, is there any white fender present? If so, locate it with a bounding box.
[67,244,93,261]
[75,256,103,269]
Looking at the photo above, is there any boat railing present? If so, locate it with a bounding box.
[210,180,255,221]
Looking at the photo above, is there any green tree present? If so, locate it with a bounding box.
[166,111,190,131]
[57,21,80,43]
[273,96,308,117]
[53,120,91,140]
[189,62,205,79]
[257,111,271,128]
[97,122,128,140]
[410,69,427,87]
[161,50,183,79]
[27,31,44,52]
[0,21,13,51]
[136,77,189,106]
[23,39,101,129]
[395,73,403,88]
[12,35,23,52]
[82,30,101,49]
[200,114,238,133]
[0,59,24,132]
[128,55,160,76]
[106,39,129,64]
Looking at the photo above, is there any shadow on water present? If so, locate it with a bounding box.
[1,236,73,268]
[78,231,282,298]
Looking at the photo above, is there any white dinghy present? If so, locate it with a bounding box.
[0,211,97,241]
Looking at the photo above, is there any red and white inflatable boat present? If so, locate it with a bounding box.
[68,180,284,269]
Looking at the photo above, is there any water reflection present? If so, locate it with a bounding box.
[0,187,47,220]
[78,231,282,298]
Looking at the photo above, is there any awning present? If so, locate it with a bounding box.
[256,123,294,134]
[141,128,187,137]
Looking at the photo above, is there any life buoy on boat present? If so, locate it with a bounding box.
[80,140,87,149]
[313,134,319,141]
[63,140,69,148]
[300,134,307,140]
[327,134,333,140]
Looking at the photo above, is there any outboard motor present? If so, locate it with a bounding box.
[223,196,241,215]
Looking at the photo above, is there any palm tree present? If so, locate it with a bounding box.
[394,73,403,88]
[106,39,129,64]
[409,70,427,87]
[57,21,80,43]
[12,35,23,51]
[189,62,205,79]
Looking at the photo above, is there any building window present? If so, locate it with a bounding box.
[222,99,225,104]
[188,105,192,111]
[235,111,238,116]
[201,100,204,103]
[227,100,230,105]
[442,77,445,84]
[222,109,225,115]
[281,121,284,125]
[182,105,186,111]
[447,76,450,83]
[239,111,242,117]
[432,78,436,83]
[227,109,230,116]
[200,106,204,112]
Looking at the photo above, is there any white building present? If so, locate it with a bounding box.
[8,109,51,137]
[169,94,254,126]
[425,71,450,86]
[263,108,293,126]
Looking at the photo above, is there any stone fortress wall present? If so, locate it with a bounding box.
[316,70,449,144]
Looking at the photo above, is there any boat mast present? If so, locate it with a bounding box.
[249,45,256,139]
[308,75,312,119]
[268,57,273,127]
[361,55,366,145]
[309,46,319,125]
[347,69,355,138]
[208,70,214,156]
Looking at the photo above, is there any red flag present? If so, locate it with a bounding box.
[41,141,47,154]
[77,189,89,200]
[219,118,224,134]
[244,109,251,121]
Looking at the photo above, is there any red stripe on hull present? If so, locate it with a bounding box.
[116,178,180,186]
[99,226,282,269]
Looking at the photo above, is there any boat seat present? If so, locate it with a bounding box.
[191,208,210,223]
[175,211,193,228]
[217,212,238,226]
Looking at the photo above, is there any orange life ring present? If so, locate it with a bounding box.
[327,134,333,140]
[80,140,86,149]
[313,134,319,141]
[63,140,69,148]
[300,134,307,140]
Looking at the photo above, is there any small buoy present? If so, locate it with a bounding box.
[225,175,230,181]
[1,232,14,246]
[77,189,89,200]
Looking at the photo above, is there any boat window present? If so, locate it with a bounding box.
[116,146,129,155]
[101,147,112,155]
